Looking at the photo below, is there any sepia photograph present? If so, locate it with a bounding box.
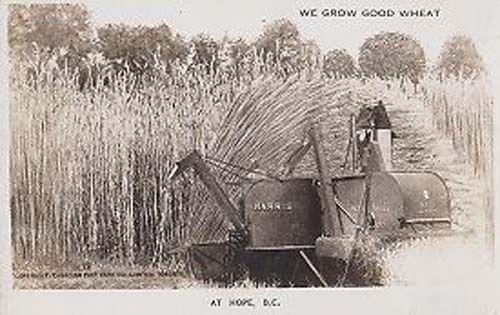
[0,0,498,313]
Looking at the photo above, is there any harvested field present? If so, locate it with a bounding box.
[372,80,493,286]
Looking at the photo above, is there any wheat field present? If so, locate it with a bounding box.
[10,48,494,289]
[10,50,337,271]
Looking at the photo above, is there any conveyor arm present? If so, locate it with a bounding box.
[168,151,245,232]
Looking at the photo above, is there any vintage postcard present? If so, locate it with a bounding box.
[0,0,498,314]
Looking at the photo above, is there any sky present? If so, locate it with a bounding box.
[85,0,500,66]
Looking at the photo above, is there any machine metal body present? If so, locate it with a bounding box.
[169,106,452,286]
[244,178,322,249]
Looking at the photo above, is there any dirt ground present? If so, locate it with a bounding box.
[14,275,196,290]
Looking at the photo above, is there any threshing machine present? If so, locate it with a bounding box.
[169,105,451,286]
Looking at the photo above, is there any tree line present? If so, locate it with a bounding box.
[9,4,485,90]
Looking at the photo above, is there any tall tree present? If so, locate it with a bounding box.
[217,37,251,78]
[97,23,188,76]
[187,33,220,72]
[323,49,356,79]
[437,35,484,80]
[255,19,302,73]
[359,32,426,88]
[8,3,96,90]
[8,3,92,53]
[299,40,321,72]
